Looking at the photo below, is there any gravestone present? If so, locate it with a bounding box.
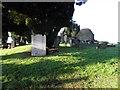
[31,34,46,56]
[68,37,73,47]
[53,36,61,47]
[7,32,14,49]
[96,41,108,49]
[69,38,80,47]
[11,38,15,48]
[64,34,68,44]
[58,27,65,43]
[76,28,94,43]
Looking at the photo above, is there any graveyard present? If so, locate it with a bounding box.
[1,42,118,89]
[1,1,119,89]
[1,24,119,89]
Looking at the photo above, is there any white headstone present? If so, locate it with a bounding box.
[31,34,46,56]
[8,32,12,36]
[7,32,13,44]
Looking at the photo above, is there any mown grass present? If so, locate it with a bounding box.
[1,44,118,89]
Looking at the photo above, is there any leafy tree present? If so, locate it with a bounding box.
[2,1,87,48]
[2,6,32,43]
[2,2,75,48]
[63,21,80,37]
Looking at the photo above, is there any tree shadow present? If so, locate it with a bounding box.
[2,59,89,89]
[2,52,31,60]
[2,46,118,89]
[59,46,118,65]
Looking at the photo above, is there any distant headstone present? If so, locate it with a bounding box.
[58,27,65,43]
[76,28,94,42]
[19,36,26,45]
[31,34,46,56]
[68,37,73,47]
[53,36,61,47]
[64,34,68,44]
[7,32,13,49]
[11,40,15,48]
[70,38,80,47]
[96,41,108,49]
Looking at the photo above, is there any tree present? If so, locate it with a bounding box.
[70,21,80,37]
[2,1,87,48]
[64,21,80,37]
[2,2,74,48]
[2,7,30,40]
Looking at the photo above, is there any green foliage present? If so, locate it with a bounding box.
[64,27,70,36]
[64,22,80,37]
[8,10,26,25]
[11,32,18,39]
[1,45,118,88]
[70,22,79,37]
[3,2,75,48]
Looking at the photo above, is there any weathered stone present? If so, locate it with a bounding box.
[96,41,108,49]
[64,34,68,44]
[58,27,65,44]
[53,36,61,47]
[68,37,73,47]
[11,40,15,48]
[7,32,13,49]
[76,28,94,42]
[31,34,46,56]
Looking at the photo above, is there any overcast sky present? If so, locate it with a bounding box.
[73,0,119,43]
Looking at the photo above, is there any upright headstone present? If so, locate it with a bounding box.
[58,27,65,44]
[53,36,61,47]
[69,37,73,47]
[7,32,13,49]
[76,28,94,43]
[31,34,46,56]
[11,40,15,48]
[64,34,68,44]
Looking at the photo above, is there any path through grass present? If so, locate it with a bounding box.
[1,44,118,89]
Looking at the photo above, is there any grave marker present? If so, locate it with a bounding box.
[31,34,46,56]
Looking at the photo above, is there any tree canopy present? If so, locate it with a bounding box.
[2,1,87,48]
[64,21,80,37]
[2,2,75,48]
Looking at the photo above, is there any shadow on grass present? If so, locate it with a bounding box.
[2,59,88,89]
[59,46,118,65]
[2,52,31,60]
[2,46,118,89]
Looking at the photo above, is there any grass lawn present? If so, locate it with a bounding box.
[1,44,118,89]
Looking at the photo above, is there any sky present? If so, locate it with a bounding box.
[73,0,119,43]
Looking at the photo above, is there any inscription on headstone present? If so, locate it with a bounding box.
[31,34,46,56]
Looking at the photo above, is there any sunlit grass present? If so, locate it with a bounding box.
[59,43,71,47]
[1,44,118,89]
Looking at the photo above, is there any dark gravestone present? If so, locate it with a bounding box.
[74,38,80,47]
[96,41,108,49]
[53,36,61,47]
[19,36,26,45]
[107,43,116,47]
[60,33,64,43]
[68,37,80,47]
